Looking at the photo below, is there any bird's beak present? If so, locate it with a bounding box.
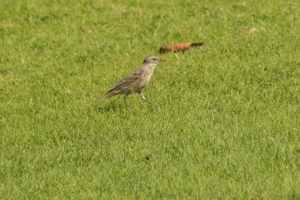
[159,58,167,62]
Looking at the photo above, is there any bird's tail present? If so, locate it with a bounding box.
[92,93,113,105]
[190,42,204,47]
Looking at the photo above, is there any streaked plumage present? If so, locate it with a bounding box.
[93,56,165,105]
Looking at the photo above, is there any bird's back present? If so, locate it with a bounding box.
[106,63,155,94]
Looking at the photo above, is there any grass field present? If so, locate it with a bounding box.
[1,0,300,199]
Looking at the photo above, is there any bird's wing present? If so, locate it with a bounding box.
[107,67,144,93]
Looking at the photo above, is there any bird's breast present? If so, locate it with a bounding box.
[136,72,148,86]
[131,64,156,92]
[141,73,152,85]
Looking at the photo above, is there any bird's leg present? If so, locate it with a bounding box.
[124,93,131,107]
[139,91,151,103]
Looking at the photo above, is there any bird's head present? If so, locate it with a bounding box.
[143,56,166,64]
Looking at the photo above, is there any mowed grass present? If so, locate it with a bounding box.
[0,0,300,199]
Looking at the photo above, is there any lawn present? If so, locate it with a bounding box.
[0,0,299,199]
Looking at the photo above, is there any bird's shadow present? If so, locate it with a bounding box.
[91,102,125,113]
[90,101,159,113]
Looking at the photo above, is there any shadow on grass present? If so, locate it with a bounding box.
[89,96,163,113]
[91,101,126,112]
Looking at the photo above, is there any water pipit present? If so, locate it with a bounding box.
[93,56,165,106]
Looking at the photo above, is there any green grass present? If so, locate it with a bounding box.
[1,0,300,199]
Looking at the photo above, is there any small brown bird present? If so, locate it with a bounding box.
[93,56,166,105]
[159,42,204,53]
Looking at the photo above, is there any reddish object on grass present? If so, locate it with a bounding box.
[159,42,204,53]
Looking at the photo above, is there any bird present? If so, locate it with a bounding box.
[93,56,166,106]
[159,42,204,53]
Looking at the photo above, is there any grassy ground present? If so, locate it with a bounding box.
[0,0,300,199]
